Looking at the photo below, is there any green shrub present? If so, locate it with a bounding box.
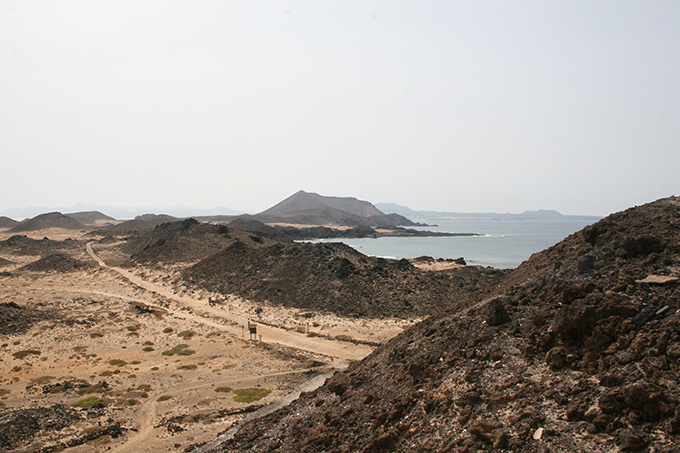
[162,344,195,356]
[177,330,196,340]
[13,350,41,359]
[233,388,271,403]
[177,364,197,370]
[108,359,127,367]
[72,396,104,408]
[157,394,173,402]
[214,387,232,393]
[163,327,174,333]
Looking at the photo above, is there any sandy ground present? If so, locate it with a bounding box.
[0,228,414,452]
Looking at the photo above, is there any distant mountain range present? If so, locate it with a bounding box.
[376,203,601,221]
[0,204,245,220]
[239,190,416,227]
[1,192,600,232]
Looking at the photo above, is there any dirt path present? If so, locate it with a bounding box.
[86,242,372,364]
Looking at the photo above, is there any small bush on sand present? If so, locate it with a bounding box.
[13,350,41,359]
[72,396,104,408]
[108,359,127,367]
[177,330,196,340]
[232,388,272,403]
[162,344,195,356]
[178,364,197,370]
[89,332,104,338]
[157,394,173,402]
[142,347,154,352]
[163,327,174,333]
[214,387,232,393]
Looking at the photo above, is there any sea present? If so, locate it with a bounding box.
[306,218,598,269]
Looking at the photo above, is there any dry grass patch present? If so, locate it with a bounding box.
[233,388,271,403]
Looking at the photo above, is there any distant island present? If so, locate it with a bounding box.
[376,202,601,222]
[1,190,600,241]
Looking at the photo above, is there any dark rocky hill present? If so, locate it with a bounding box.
[184,240,505,318]
[19,253,93,273]
[104,214,180,232]
[0,216,19,228]
[0,235,81,256]
[251,191,416,227]
[65,210,116,226]
[9,212,85,232]
[121,218,280,264]
[211,197,680,452]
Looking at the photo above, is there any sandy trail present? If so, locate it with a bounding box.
[86,242,372,365]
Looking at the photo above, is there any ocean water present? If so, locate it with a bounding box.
[308,218,598,269]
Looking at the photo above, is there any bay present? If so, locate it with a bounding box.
[307,218,597,269]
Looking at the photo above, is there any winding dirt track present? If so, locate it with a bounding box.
[86,242,373,365]
[84,242,373,452]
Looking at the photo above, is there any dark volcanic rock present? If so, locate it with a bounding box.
[184,240,505,318]
[20,253,93,273]
[210,197,680,452]
[9,212,86,232]
[0,405,82,450]
[0,302,51,335]
[0,235,81,256]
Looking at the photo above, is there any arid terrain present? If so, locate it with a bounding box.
[0,228,391,452]
[0,212,492,452]
[210,197,680,452]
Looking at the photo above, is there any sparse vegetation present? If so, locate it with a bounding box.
[89,332,104,338]
[31,375,55,385]
[77,384,106,395]
[215,386,232,393]
[157,394,173,402]
[0,389,10,396]
[233,388,272,403]
[108,359,127,367]
[177,364,197,370]
[163,327,174,333]
[72,345,88,353]
[72,396,104,408]
[142,346,154,352]
[13,349,41,359]
[177,330,196,340]
[162,344,195,356]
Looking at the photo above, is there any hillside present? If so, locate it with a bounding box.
[251,191,416,227]
[104,214,180,232]
[9,212,86,232]
[65,210,116,226]
[121,218,281,264]
[184,239,504,319]
[211,197,680,452]
[0,216,19,229]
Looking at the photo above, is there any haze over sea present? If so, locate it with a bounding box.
[311,218,598,269]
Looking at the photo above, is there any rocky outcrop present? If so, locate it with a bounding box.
[211,197,680,452]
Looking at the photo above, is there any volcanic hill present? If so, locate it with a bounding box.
[121,218,504,318]
[244,190,416,227]
[0,216,19,229]
[209,197,680,452]
[65,210,116,227]
[104,213,180,232]
[9,212,85,232]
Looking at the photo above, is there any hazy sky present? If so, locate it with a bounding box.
[1,1,679,216]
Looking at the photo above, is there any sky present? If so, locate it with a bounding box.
[1,1,679,217]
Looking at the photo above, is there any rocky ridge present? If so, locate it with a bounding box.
[210,197,680,452]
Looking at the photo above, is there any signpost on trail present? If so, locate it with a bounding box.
[247,319,257,341]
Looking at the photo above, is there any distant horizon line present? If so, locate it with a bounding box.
[1,201,604,221]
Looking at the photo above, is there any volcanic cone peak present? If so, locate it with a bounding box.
[9,212,85,232]
[214,197,680,452]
